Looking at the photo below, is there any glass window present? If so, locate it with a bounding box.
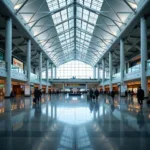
[57,60,93,78]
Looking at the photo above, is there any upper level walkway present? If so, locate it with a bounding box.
[50,78,100,83]
[0,94,150,150]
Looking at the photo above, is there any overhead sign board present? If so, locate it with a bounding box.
[13,58,24,69]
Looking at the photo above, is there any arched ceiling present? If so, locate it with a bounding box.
[10,0,140,66]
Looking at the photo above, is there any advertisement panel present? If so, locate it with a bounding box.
[13,58,24,69]
[25,85,30,96]
[120,84,127,96]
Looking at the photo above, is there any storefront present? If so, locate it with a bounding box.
[0,79,5,96]
[12,81,25,96]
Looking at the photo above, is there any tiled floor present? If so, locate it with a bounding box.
[0,93,150,150]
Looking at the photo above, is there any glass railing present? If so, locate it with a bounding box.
[112,72,121,78]
[147,60,150,69]
[30,73,39,80]
[0,61,6,70]
[11,65,24,74]
[127,64,140,74]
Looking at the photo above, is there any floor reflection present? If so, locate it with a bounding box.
[0,94,150,150]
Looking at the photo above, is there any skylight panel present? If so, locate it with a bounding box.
[61,9,67,21]
[89,12,98,24]
[81,33,85,39]
[77,7,82,18]
[59,0,66,7]
[77,0,104,11]
[68,7,73,18]
[70,31,74,37]
[67,0,73,4]
[69,20,74,28]
[77,19,81,28]
[65,32,69,37]
[63,22,69,30]
[85,34,91,39]
[83,9,89,20]
[76,32,81,38]
[52,12,61,24]
[46,0,73,11]
[56,24,63,33]
[65,33,69,39]
[84,0,91,7]
[82,22,87,30]
[87,24,94,33]
[47,0,59,11]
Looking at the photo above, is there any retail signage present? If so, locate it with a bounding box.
[25,85,30,96]
[13,58,24,69]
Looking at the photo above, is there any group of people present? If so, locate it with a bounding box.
[34,88,42,104]
[125,90,134,98]
[89,88,99,101]
[125,87,144,108]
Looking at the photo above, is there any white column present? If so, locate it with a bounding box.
[27,40,31,86]
[85,84,88,91]
[120,39,125,84]
[39,52,42,89]
[55,66,57,79]
[102,59,105,91]
[5,18,12,97]
[46,59,49,94]
[97,64,100,80]
[109,52,112,92]
[93,66,96,79]
[63,84,65,91]
[141,17,148,97]
[51,64,53,80]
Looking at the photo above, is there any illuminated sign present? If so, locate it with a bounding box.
[13,58,24,69]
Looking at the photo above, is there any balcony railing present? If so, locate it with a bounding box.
[147,60,150,69]
[112,72,121,78]
[30,73,39,80]
[11,65,24,74]
[0,61,6,70]
[127,64,140,74]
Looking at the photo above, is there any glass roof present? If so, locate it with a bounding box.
[46,0,102,66]
[10,0,141,66]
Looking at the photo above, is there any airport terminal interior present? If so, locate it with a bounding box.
[0,0,150,149]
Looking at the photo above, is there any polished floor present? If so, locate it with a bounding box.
[0,93,150,150]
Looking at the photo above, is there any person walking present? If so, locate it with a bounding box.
[94,89,99,101]
[39,89,42,102]
[137,86,144,108]
[89,88,93,101]
[111,90,115,101]
[34,88,41,104]
[128,90,131,99]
